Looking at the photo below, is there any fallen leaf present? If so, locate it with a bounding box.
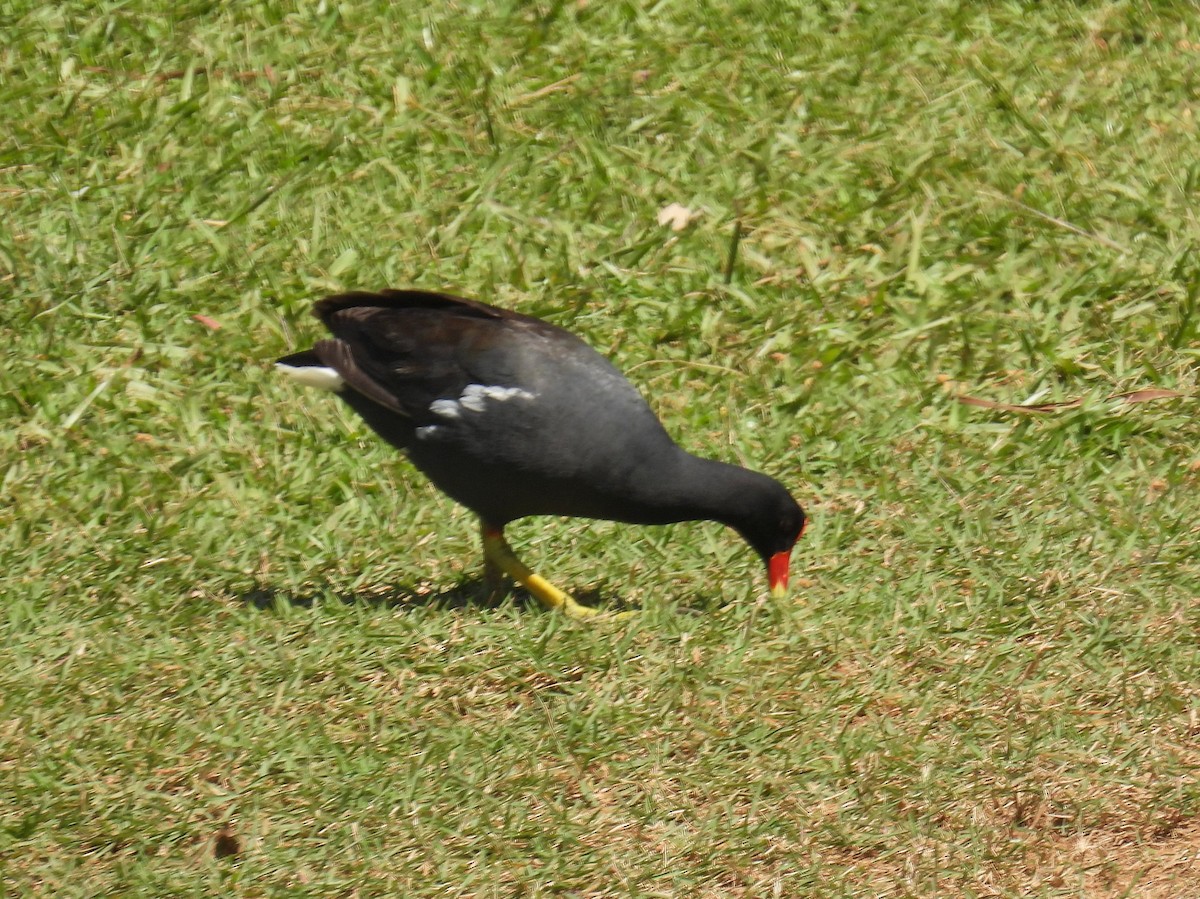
[955,387,1185,414]
[193,314,223,331]
[1117,388,1185,404]
[657,202,694,231]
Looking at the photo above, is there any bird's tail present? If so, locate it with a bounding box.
[275,349,345,391]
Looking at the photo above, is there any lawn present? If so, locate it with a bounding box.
[3,1,1199,895]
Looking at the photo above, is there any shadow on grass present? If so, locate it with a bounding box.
[236,578,621,615]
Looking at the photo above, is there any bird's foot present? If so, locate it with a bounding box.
[481,526,633,622]
[557,595,637,622]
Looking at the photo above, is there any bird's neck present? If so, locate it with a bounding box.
[626,449,778,532]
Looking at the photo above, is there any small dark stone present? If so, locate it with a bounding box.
[213,827,240,859]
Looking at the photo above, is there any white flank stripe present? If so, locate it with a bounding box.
[276,363,344,391]
[428,384,536,419]
[458,383,535,412]
[429,399,461,419]
[457,387,487,412]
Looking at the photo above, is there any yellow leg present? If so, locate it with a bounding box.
[481,524,612,620]
[483,553,507,603]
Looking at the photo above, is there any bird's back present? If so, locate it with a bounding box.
[306,291,685,524]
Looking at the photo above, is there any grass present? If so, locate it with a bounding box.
[3,0,1199,895]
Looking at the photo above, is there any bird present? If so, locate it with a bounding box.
[276,289,805,618]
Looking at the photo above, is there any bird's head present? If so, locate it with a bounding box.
[733,480,806,598]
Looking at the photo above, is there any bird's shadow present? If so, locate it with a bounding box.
[236,577,620,614]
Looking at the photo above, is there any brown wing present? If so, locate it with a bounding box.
[307,290,557,424]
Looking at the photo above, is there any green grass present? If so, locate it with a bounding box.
[3,0,1199,895]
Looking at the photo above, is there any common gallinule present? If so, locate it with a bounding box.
[277,290,805,618]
